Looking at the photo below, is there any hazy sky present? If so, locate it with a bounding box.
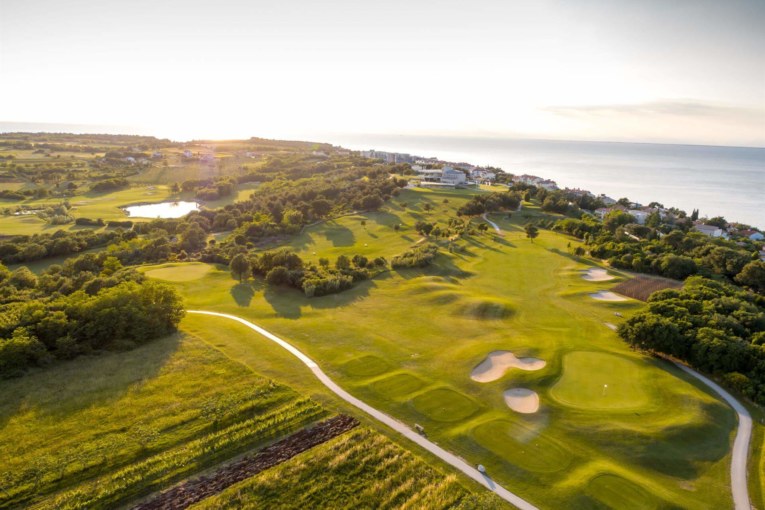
[1,0,764,146]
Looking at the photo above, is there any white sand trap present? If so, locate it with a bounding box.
[590,291,628,302]
[471,351,546,383]
[581,268,614,281]
[604,322,618,331]
[504,388,540,413]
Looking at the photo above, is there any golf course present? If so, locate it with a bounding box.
[137,186,748,509]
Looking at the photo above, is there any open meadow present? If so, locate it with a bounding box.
[139,187,747,509]
[0,331,327,509]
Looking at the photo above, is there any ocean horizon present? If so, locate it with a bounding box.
[333,134,764,229]
[1,123,762,228]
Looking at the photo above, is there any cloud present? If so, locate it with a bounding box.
[544,100,765,122]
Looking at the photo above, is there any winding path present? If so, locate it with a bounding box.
[188,310,538,510]
[481,213,502,235]
[672,362,752,510]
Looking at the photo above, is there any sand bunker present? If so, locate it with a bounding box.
[590,291,628,302]
[471,351,546,383]
[582,268,615,281]
[604,322,618,331]
[504,388,540,413]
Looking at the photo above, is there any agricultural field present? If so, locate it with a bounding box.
[0,331,327,509]
[189,427,505,510]
[141,186,749,509]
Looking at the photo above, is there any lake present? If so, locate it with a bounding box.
[123,201,199,219]
[334,135,764,228]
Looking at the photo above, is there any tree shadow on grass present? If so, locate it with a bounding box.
[263,286,303,319]
[370,210,402,227]
[230,282,255,307]
[308,279,375,310]
[323,222,355,247]
[0,333,182,429]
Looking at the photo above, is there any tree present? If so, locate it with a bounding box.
[265,266,290,286]
[335,254,351,270]
[230,253,251,282]
[525,225,539,242]
[311,199,332,218]
[735,260,765,293]
[690,209,699,221]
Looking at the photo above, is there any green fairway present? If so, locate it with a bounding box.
[144,262,213,282]
[412,388,481,422]
[471,419,573,473]
[584,473,666,509]
[139,188,738,509]
[550,351,654,411]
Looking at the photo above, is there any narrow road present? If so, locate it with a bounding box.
[482,213,502,235]
[672,362,752,510]
[188,310,538,510]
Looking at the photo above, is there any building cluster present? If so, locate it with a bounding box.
[510,174,559,191]
[360,150,415,164]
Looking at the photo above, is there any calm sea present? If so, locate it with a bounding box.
[334,135,764,229]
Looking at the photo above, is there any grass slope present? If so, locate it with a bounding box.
[144,188,739,508]
[0,332,325,509]
[189,427,504,510]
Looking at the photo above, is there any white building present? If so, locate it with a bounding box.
[628,210,650,225]
[694,224,727,238]
[441,166,467,185]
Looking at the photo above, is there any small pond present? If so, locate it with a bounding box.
[123,201,199,219]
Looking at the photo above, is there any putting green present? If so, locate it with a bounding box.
[144,263,212,282]
[550,352,653,411]
[472,419,573,473]
[341,355,390,378]
[411,388,479,422]
[371,372,426,400]
[585,474,665,509]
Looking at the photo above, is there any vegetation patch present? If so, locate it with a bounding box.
[188,427,485,510]
[0,334,324,509]
[585,473,665,510]
[411,387,480,422]
[370,372,426,400]
[340,354,390,378]
[472,419,573,473]
[550,351,653,411]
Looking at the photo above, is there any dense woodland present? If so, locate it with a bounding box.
[0,252,184,378]
[619,277,765,403]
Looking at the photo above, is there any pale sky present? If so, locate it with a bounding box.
[1,0,764,146]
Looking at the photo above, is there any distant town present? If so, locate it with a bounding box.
[360,148,765,250]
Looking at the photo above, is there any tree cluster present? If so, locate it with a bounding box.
[619,277,765,403]
[0,256,184,378]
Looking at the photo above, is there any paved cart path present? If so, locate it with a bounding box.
[188,310,539,510]
[673,362,752,510]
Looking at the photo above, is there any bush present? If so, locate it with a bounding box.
[391,243,438,269]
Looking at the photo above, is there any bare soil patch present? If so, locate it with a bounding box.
[611,275,682,301]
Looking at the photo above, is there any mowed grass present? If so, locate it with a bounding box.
[0,332,326,509]
[0,185,178,235]
[144,262,213,282]
[142,189,738,508]
[189,427,503,510]
[550,351,653,411]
